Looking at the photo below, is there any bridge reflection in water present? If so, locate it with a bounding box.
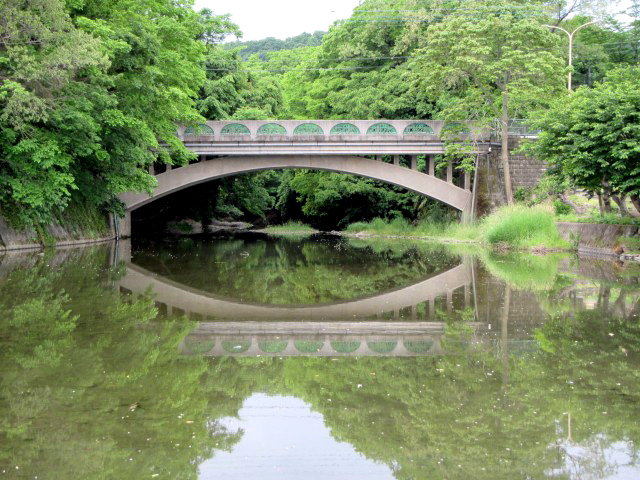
[115,241,487,357]
[180,321,489,357]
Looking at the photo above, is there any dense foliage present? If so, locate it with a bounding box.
[528,66,640,214]
[0,0,222,227]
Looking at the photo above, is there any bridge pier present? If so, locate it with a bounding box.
[118,211,132,239]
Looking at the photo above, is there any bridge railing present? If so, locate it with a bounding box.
[178,119,490,142]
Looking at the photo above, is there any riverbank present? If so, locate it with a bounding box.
[263,207,569,250]
[259,221,319,234]
[0,204,115,252]
[260,206,640,260]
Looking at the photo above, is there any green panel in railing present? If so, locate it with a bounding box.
[403,123,434,134]
[330,123,360,135]
[293,123,324,135]
[257,123,287,135]
[367,123,397,134]
[184,123,214,135]
[220,123,250,135]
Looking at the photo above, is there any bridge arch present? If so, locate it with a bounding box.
[118,259,473,320]
[119,155,472,235]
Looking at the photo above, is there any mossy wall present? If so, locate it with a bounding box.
[0,203,115,251]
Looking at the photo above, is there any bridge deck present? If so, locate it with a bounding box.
[180,120,491,155]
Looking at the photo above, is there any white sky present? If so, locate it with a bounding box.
[194,0,363,41]
[194,0,636,43]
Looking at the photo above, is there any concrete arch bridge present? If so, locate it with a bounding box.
[118,120,491,236]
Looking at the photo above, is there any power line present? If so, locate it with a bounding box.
[206,66,385,73]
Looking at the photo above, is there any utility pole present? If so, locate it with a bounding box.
[543,21,597,93]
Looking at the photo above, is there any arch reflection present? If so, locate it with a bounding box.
[115,240,486,357]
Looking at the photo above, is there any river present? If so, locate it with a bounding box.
[1,233,639,479]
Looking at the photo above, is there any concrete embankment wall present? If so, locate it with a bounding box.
[474,136,547,215]
[0,214,116,252]
[557,222,640,258]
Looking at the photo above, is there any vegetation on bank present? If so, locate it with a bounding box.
[261,221,318,233]
[556,213,640,226]
[525,66,640,215]
[346,206,569,250]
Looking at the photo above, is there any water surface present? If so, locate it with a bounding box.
[1,234,639,479]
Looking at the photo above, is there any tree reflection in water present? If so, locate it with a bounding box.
[0,240,638,479]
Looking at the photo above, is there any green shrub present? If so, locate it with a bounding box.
[514,187,532,203]
[484,206,566,248]
[553,199,572,215]
[176,221,193,233]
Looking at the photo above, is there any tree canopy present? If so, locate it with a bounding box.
[528,66,640,214]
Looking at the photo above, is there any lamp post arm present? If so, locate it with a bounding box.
[571,20,597,36]
[542,21,597,93]
[542,24,571,36]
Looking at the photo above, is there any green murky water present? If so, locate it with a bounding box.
[1,234,639,479]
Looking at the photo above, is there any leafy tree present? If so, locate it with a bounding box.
[0,0,236,229]
[0,247,244,479]
[410,0,566,204]
[527,66,640,214]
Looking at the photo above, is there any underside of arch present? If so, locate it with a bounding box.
[119,155,471,235]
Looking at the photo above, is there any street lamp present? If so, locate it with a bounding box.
[543,20,597,93]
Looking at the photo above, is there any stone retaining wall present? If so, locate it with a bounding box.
[556,222,640,257]
[0,215,116,252]
[474,136,547,215]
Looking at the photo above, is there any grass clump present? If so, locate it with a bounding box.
[263,221,317,233]
[479,251,562,290]
[346,216,480,241]
[344,206,569,250]
[347,217,413,235]
[483,206,568,249]
[557,212,640,226]
[54,200,111,239]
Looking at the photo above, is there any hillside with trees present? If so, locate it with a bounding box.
[224,31,325,60]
